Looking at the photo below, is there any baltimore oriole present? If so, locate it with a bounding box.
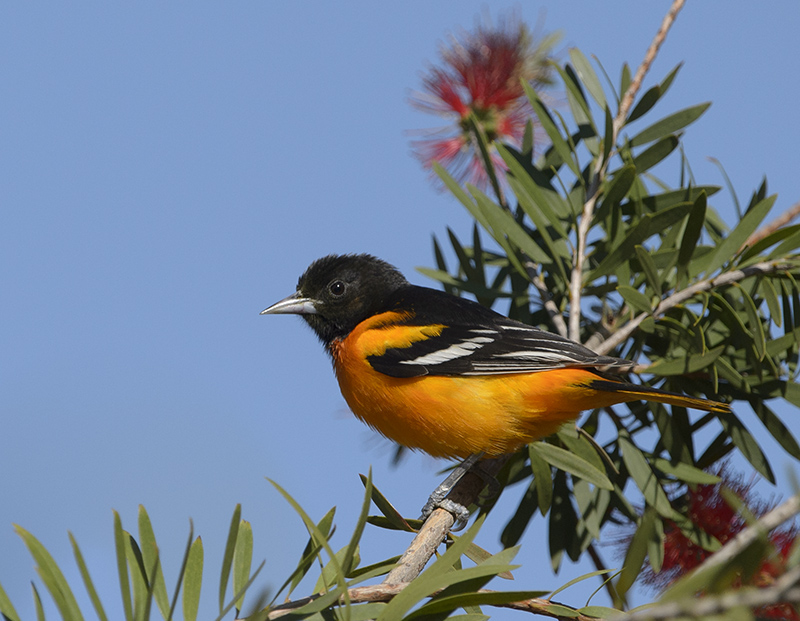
[262,253,730,460]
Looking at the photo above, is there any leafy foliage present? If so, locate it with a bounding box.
[422,44,800,609]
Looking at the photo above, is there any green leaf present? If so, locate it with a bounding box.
[532,442,613,490]
[717,410,775,482]
[529,443,553,514]
[645,345,724,376]
[626,85,661,124]
[557,427,608,474]
[501,480,539,547]
[137,506,169,620]
[734,283,767,359]
[568,48,606,108]
[558,63,594,128]
[377,517,514,621]
[767,226,800,260]
[629,103,711,146]
[113,511,133,621]
[498,147,571,241]
[69,532,108,621]
[269,480,349,607]
[469,187,550,264]
[277,507,335,603]
[216,561,265,621]
[232,521,253,613]
[701,194,777,276]
[123,534,147,621]
[749,400,800,460]
[407,590,549,619]
[632,136,679,172]
[598,165,636,212]
[182,537,203,621]
[676,191,707,285]
[603,105,614,165]
[742,223,800,262]
[433,163,490,232]
[218,504,241,613]
[523,83,580,176]
[618,434,672,517]
[549,569,616,600]
[651,458,720,484]
[616,508,659,599]
[589,202,694,281]
[360,474,414,533]
[15,525,85,621]
[617,285,652,314]
[635,245,662,295]
[0,580,21,621]
[341,469,374,577]
[31,583,45,621]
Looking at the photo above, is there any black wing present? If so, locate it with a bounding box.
[367,286,633,379]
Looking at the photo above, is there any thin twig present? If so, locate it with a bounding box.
[594,259,798,356]
[527,260,569,337]
[264,584,598,620]
[615,568,800,621]
[569,0,686,342]
[744,199,800,249]
[692,493,800,575]
[383,454,511,585]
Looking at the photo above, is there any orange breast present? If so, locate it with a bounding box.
[328,312,618,458]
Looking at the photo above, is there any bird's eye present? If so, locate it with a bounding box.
[328,280,346,297]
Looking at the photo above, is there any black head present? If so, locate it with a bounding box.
[261,254,409,344]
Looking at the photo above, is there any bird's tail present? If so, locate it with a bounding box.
[587,378,731,413]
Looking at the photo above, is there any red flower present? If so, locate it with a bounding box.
[638,466,799,619]
[410,17,557,191]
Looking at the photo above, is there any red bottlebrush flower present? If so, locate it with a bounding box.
[410,17,558,191]
[635,465,799,619]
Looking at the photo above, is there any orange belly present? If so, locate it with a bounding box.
[329,314,621,458]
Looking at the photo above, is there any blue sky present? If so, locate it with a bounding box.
[2,3,799,619]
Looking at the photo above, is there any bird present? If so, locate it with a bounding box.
[261,253,730,460]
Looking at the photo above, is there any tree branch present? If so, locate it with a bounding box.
[615,568,800,621]
[264,584,598,620]
[383,454,511,584]
[569,0,686,342]
[594,259,798,356]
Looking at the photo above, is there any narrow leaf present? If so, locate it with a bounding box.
[69,533,108,621]
[717,410,775,482]
[651,459,720,484]
[523,84,580,176]
[630,103,711,146]
[232,521,253,613]
[568,48,606,108]
[702,194,777,276]
[137,506,169,619]
[218,504,241,613]
[113,511,133,621]
[342,469,374,577]
[618,435,672,517]
[617,285,652,314]
[589,202,694,281]
[632,136,679,172]
[529,444,553,514]
[617,508,658,599]
[182,537,203,621]
[15,525,85,621]
[532,442,613,490]
[0,580,21,621]
[360,474,414,532]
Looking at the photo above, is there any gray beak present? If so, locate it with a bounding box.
[260,291,318,315]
